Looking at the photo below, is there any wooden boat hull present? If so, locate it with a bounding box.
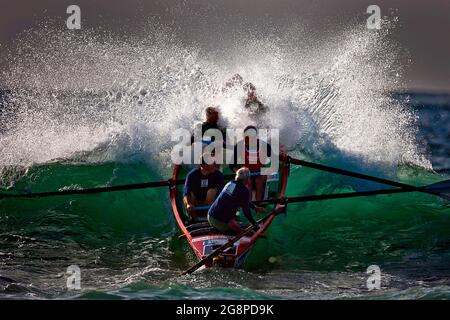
[171,161,289,269]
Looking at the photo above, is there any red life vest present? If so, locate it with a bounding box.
[244,143,264,172]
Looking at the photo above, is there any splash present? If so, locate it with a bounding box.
[0,17,430,187]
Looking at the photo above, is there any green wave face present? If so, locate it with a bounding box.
[0,164,450,271]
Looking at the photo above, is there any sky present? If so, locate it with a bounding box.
[0,0,449,93]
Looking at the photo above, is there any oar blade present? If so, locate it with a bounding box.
[424,179,450,201]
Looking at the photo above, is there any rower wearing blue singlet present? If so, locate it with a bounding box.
[208,167,266,234]
[183,154,224,223]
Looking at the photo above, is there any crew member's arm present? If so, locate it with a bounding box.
[243,188,266,221]
[241,196,258,226]
[228,219,242,233]
[183,194,195,211]
[249,200,266,215]
[216,172,225,193]
[183,175,196,217]
[259,141,272,165]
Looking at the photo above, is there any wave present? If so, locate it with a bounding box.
[1,17,449,299]
[0,18,429,176]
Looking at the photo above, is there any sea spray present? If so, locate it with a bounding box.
[0,18,429,180]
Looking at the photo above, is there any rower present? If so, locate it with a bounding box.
[222,73,244,93]
[230,125,272,201]
[222,75,268,116]
[207,167,265,234]
[183,153,224,223]
[191,106,226,147]
[243,82,268,115]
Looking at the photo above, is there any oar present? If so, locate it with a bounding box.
[288,156,420,189]
[422,179,450,201]
[180,208,282,276]
[0,173,237,199]
[0,170,272,199]
[0,180,171,199]
[285,180,450,203]
[193,179,450,211]
[253,179,450,206]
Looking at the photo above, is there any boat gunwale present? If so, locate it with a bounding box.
[170,159,290,262]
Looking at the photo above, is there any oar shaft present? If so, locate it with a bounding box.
[0,172,238,199]
[252,187,431,206]
[0,180,170,199]
[288,157,417,190]
[286,187,423,203]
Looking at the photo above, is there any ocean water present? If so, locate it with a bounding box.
[0,19,450,300]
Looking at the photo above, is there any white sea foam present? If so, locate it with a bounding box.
[0,18,431,185]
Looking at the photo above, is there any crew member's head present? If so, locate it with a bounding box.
[243,125,258,146]
[200,152,217,174]
[231,74,243,83]
[243,82,256,95]
[235,167,251,186]
[247,90,258,103]
[205,106,219,124]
